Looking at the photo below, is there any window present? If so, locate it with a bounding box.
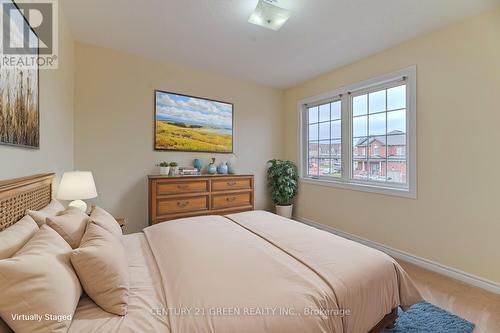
[299,67,416,198]
[307,100,342,178]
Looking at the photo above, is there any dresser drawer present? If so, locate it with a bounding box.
[212,192,252,210]
[211,178,252,191]
[157,180,208,195]
[157,195,209,215]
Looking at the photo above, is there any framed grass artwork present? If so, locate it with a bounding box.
[0,0,39,149]
[154,90,233,153]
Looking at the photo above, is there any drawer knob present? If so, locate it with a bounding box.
[227,181,237,186]
[177,185,189,189]
[226,196,236,202]
[177,201,189,207]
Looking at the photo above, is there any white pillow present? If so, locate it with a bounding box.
[0,215,38,260]
[26,199,65,226]
[71,223,129,315]
[0,216,38,332]
[46,207,91,249]
[89,206,122,239]
[0,225,82,333]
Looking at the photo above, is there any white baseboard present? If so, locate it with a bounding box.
[295,216,500,295]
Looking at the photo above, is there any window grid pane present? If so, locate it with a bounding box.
[308,158,318,176]
[318,140,330,157]
[331,101,341,120]
[387,85,406,111]
[387,134,406,183]
[353,115,367,137]
[308,123,318,141]
[319,103,330,122]
[308,141,318,159]
[308,106,318,124]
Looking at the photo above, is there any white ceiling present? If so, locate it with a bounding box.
[60,0,500,89]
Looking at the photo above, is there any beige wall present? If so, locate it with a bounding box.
[0,9,74,189]
[284,8,500,283]
[74,43,284,233]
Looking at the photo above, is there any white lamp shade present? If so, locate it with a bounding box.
[57,171,98,200]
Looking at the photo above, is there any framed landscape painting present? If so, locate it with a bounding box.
[0,0,40,149]
[154,90,233,153]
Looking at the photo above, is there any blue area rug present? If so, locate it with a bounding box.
[382,301,475,333]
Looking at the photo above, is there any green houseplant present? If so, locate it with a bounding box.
[156,161,170,175]
[169,162,179,176]
[267,159,298,218]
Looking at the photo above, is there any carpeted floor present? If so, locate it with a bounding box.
[382,301,475,333]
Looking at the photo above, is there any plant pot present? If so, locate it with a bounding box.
[275,204,293,219]
[169,167,179,176]
[160,166,170,175]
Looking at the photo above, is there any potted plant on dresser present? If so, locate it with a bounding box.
[267,159,298,219]
[169,162,179,176]
[157,162,170,175]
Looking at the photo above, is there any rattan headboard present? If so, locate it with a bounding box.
[0,173,54,231]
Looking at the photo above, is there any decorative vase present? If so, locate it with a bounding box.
[275,204,293,219]
[169,167,179,176]
[207,158,217,175]
[217,162,228,174]
[193,159,203,172]
[227,160,236,174]
[160,166,170,175]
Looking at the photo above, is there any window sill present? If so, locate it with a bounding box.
[299,177,416,199]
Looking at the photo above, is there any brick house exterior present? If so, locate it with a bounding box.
[353,130,406,183]
[308,130,406,183]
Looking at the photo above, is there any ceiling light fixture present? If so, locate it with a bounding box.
[248,0,292,31]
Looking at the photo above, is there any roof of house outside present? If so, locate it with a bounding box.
[355,130,405,146]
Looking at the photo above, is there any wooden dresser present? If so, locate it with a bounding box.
[148,174,254,225]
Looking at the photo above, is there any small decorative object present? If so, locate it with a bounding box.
[155,90,233,153]
[157,161,170,175]
[227,161,235,174]
[57,171,98,213]
[193,159,203,172]
[217,161,228,175]
[207,158,217,175]
[169,162,179,176]
[267,159,299,219]
[179,167,199,176]
[227,154,236,174]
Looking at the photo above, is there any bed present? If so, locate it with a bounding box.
[0,174,422,333]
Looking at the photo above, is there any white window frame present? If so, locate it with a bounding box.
[297,66,417,198]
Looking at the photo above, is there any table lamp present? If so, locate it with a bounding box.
[57,171,98,212]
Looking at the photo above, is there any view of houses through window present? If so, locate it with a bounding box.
[351,84,407,184]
